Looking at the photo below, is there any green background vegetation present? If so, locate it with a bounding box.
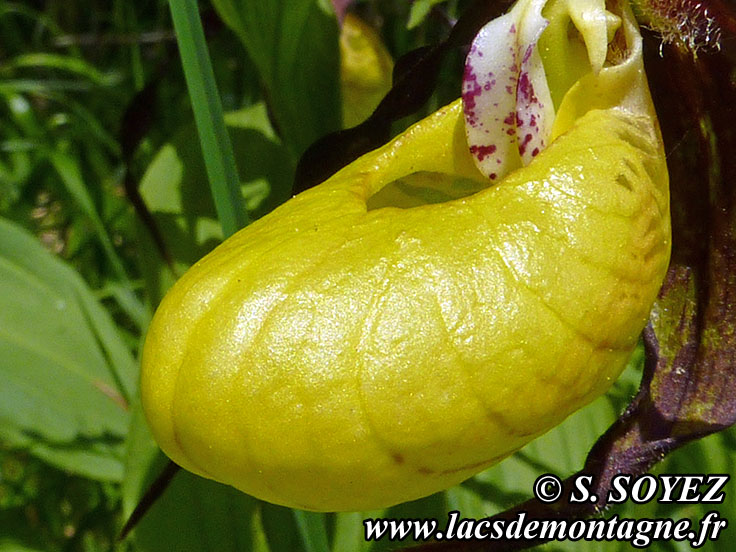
[0,0,733,550]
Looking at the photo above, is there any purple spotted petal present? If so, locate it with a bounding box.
[515,4,554,164]
[463,0,553,180]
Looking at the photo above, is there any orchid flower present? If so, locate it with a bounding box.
[463,0,651,181]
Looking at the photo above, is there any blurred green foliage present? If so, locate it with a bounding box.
[0,1,733,551]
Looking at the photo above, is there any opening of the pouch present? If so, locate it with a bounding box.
[366,171,489,210]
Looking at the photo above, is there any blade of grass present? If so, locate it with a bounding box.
[293,510,330,552]
[49,152,130,282]
[167,0,249,237]
[114,0,145,90]
[0,79,96,93]
[332,511,370,552]
[4,53,122,87]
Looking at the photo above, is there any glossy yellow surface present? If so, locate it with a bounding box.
[141,0,670,511]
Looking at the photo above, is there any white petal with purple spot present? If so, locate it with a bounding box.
[463,0,553,180]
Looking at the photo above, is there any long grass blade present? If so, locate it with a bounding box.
[293,510,330,552]
[168,0,249,237]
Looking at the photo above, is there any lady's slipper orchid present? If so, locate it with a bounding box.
[140,0,670,511]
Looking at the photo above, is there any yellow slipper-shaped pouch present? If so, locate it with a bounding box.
[141,0,670,511]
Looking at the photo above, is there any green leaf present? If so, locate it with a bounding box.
[331,512,372,552]
[96,281,149,331]
[0,509,45,552]
[0,2,65,41]
[211,0,341,157]
[3,53,121,87]
[293,510,330,552]
[48,150,146,331]
[48,152,128,280]
[407,0,446,29]
[0,217,134,481]
[137,103,294,304]
[0,79,96,94]
[168,0,249,236]
[260,504,310,552]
